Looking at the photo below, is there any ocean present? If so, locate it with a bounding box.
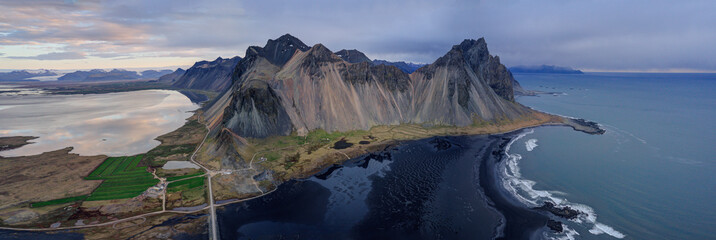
[510,72,716,239]
[216,72,716,240]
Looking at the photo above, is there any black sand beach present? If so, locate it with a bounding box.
[216,134,552,239]
[479,135,550,239]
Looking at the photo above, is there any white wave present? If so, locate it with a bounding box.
[497,129,626,239]
[525,139,538,151]
[553,225,580,240]
[589,223,626,239]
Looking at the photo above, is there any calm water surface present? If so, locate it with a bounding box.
[0,89,198,157]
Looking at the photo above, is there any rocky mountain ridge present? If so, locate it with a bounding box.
[157,68,186,83]
[171,56,241,91]
[204,34,532,141]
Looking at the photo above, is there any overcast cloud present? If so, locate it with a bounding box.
[0,0,714,71]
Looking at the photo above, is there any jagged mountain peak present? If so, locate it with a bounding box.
[457,37,491,67]
[335,49,371,63]
[431,37,489,66]
[421,37,515,101]
[270,34,307,47]
[305,43,341,62]
[259,34,311,66]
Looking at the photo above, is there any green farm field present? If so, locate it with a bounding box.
[167,177,205,193]
[84,155,159,201]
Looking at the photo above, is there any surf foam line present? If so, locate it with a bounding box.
[498,129,626,239]
[525,139,538,151]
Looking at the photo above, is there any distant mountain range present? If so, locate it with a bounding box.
[333,49,425,73]
[139,69,174,79]
[509,65,583,74]
[58,69,173,81]
[0,70,56,81]
[371,60,425,74]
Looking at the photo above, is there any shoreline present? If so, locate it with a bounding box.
[211,128,562,239]
[0,115,603,238]
[0,136,38,152]
[479,134,550,239]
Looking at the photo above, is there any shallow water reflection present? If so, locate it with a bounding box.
[0,90,198,157]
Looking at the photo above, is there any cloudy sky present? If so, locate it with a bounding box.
[1,0,714,72]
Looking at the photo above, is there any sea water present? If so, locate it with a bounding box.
[511,72,716,239]
[0,89,198,157]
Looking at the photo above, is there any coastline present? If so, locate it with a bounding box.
[0,136,38,152]
[0,124,594,239]
[215,127,587,239]
[479,134,550,239]
[0,111,603,239]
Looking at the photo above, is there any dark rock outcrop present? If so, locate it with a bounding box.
[563,118,606,135]
[335,49,371,63]
[172,56,241,91]
[534,201,583,220]
[221,80,293,138]
[546,219,564,233]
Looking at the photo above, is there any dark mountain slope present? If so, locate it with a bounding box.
[157,68,186,83]
[335,49,372,63]
[172,56,241,91]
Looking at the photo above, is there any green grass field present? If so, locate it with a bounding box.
[84,155,159,201]
[143,144,196,167]
[30,195,89,208]
[166,172,205,182]
[167,177,205,193]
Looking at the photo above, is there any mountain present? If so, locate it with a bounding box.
[157,68,186,83]
[512,78,531,96]
[203,34,532,142]
[140,69,174,79]
[171,56,241,92]
[372,60,425,73]
[510,65,583,74]
[335,49,371,63]
[58,69,141,81]
[333,48,425,74]
[0,70,56,81]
